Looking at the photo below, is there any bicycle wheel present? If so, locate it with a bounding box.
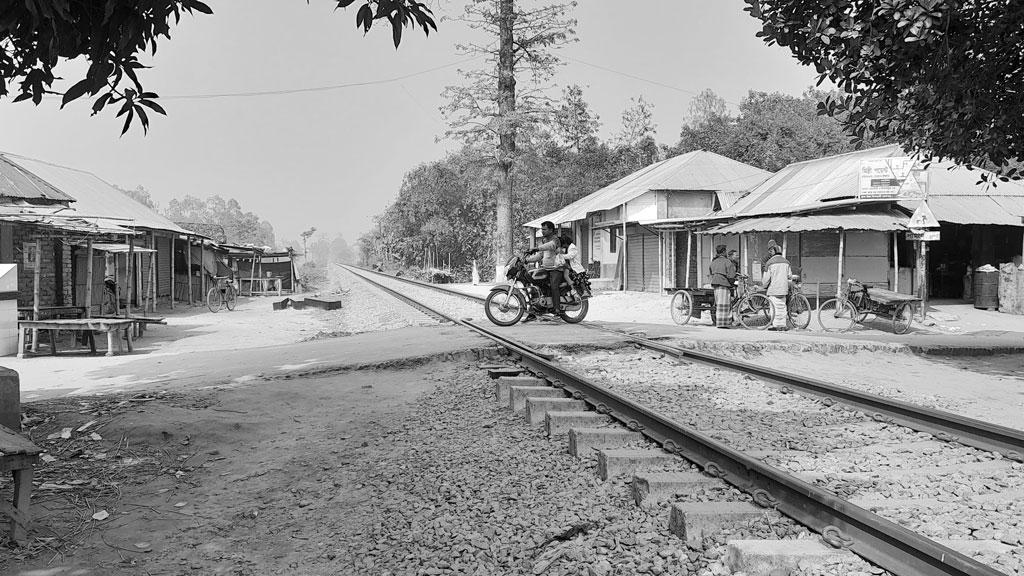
[207,287,223,313]
[670,291,694,325]
[892,302,914,334]
[817,298,856,332]
[225,287,237,311]
[787,293,811,330]
[738,293,773,330]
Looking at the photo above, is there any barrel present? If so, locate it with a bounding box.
[973,270,999,309]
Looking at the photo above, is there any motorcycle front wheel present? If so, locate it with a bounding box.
[484,290,526,326]
[558,299,589,323]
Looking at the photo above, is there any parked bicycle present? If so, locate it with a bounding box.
[207,276,237,313]
[817,278,918,334]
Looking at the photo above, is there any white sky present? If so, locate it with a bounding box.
[0,0,818,247]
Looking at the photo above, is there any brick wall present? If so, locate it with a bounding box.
[11,225,75,308]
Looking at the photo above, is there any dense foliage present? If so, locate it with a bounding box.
[163,194,276,247]
[746,0,1024,179]
[0,0,435,134]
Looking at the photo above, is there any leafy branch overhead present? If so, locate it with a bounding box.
[745,0,1024,181]
[0,0,436,135]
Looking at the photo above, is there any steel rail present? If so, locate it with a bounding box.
[342,264,1004,576]
[338,265,457,323]
[347,264,1024,462]
[459,318,1004,576]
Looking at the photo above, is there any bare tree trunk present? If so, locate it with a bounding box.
[494,0,516,281]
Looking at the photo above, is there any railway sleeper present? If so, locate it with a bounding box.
[493,375,544,401]
[631,472,714,507]
[508,386,564,411]
[544,411,612,437]
[668,502,781,549]
[596,448,679,481]
[724,539,857,574]
[568,428,643,458]
[524,397,587,425]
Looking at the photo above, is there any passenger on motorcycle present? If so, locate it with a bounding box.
[524,220,566,320]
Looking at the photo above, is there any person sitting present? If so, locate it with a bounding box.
[524,220,565,321]
[560,233,592,299]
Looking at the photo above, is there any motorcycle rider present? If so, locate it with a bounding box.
[524,220,565,320]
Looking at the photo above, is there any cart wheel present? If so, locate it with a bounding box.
[893,302,914,334]
[787,293,812,330]
[739,293,773,330]
[817,298,857,332]
[670,291,694,325]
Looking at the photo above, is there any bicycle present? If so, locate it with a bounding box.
[207,276,237,313]
[786,274,812,330]
[670,274,774,329]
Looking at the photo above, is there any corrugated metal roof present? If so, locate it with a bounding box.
[700,207,909,234]
[719,145,905,218]
[0,153,187,233]
[525,150,772,227]
[0,155,74,202]
[899,196,1024,226]
[0,204,137,234]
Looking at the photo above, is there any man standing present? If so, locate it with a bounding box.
[525,220,565,316]
[763,245,792,330]
[709,244,736,329]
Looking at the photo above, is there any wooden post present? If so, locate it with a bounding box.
[782,234,788,259]
[621,203,628,291]
[113,250,119,315]
[696,233,704,287]
[186,236,194,305]
[200,242,208,303]
[917,240,929,321]
[170,236,175,310]
[742,234,750,277]
[837,228,846,298]
[684,231,692,288]
[658,230,664,293]
[126,235,134,319]
[893,232,899,293]
[30,239,41,353]
[249,248,258,296]
[84,239,94,318]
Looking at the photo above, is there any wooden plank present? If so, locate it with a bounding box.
[0,425,42,457]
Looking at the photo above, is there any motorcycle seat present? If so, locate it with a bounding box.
[529,269,550,281]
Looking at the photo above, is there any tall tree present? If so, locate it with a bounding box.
[115,184,157,210]
[685,89,727,129]
[552,84,600,152]
[442,0,576,279]
[1,0,436,134]
[746,0,1024,180]
[615,95,659,171]
[163,194,276,247]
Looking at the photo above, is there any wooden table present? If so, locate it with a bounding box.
[0,424,41,546]
[17,306,86,321]
[17,318,135,358]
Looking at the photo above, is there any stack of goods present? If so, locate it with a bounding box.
[998,262,1024,315]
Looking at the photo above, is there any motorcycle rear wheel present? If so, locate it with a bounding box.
[557,299,589,323]
[484,290,526,326]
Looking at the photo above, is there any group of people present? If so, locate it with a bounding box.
[709,239,793,330]
[524,220,593,317]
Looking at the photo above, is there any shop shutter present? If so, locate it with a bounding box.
[626,233,644,291]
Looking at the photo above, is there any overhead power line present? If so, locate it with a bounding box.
[564,55,742,107]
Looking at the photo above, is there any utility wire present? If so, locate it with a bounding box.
[564,55,743,107]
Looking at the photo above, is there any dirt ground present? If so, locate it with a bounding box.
[3,363,439,575]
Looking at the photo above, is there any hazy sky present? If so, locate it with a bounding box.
[0,0,818,247]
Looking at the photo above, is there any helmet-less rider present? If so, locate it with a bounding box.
[525,220,565,318]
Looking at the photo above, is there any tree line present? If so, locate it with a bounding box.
[359,85,879,279]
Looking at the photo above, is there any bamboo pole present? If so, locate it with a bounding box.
[170,236,175,310]
[893,232,899,293]
[186,236,194,305]
[684,231,692,288]
[837,228,846,299]
[200,242,208,302]
[621,202,628,291]
[249,248,257,296]
[696,233,703,287]
[84,239,94,318]
[113,250,119,315]
[918,241,929,321]
[127,235,134,319]
[782,234,788,259]
[30,239,41,353]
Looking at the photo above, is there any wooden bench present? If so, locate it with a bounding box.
[0,424,41,546]
[94,315,167,338]
[17,318,136,358]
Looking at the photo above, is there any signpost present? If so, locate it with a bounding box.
[859,157,928,200]
[907,200,940,321]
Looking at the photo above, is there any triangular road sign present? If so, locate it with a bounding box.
[908,201,940,229]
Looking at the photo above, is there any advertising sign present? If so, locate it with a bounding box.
[22,242,37,270]
[859,158,928,200]
[906,230,940,242]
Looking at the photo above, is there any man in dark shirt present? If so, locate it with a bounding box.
[709,244,737,328]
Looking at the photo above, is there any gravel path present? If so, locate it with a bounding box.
[559,349,1024,574]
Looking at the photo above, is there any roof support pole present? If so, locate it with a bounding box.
[186,236,194,306]
[658,230,665,293]
[621,203,628,292]
[30,239,41,353]
[837,228,846,299]
[893,232,900,293]
[84,239,94,318]
[918,241,929,321]
[148,237,157,314]
[742,234,750,277]
[684,231,692,289]
[249,248,257,296]
[782,234,788,259]
[127,234,134,320]
[170,237,175,310]
[696,234,703,288]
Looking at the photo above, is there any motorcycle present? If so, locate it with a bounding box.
[484,253,589,326]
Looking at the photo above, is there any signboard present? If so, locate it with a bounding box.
[907,201,940,229]
[22,242,37,270]
[859,158,928,200]
[906,230,940,241]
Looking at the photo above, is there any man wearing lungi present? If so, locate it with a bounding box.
[709,244,736,329]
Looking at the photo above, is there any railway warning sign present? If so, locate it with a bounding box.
[859,158,928,200]
[907,201,940,229]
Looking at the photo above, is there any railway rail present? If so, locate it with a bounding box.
[339,264,1017,576]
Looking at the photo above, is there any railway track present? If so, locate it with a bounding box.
[339,264,1020,576]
